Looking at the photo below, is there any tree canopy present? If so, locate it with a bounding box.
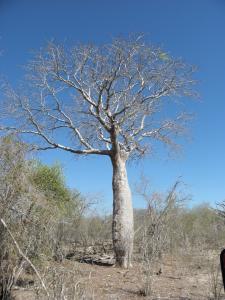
[1,35,196,159]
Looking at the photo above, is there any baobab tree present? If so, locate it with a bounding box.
[0,36,196,268]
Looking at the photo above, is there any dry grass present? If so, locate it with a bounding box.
[9,249,225,300]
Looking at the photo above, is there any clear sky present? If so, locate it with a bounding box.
[0,0,225,210]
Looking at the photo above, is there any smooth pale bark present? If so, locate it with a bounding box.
[111,153,134,268]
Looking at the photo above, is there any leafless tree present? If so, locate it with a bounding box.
[0,35,196,268]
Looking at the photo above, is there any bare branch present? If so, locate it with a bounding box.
[0,218,50,298]
[1,36,196,159]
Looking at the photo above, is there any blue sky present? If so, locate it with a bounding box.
[0,0,225,210]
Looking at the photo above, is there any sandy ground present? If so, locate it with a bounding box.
[12,250,225,299]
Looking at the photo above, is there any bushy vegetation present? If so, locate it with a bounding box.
[0,136,85,298]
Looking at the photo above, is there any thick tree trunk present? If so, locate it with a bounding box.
[111,153,134,268]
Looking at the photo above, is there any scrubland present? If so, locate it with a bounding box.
[1,137,225,300]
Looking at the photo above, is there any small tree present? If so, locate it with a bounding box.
[0,35,196,268]
[30,162,85,260]
[135,179,186,297]
[31,162,83,215]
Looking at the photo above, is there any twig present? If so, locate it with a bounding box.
[0,218,50,298]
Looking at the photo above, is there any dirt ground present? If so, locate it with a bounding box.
[66,253,223,299]
[12,250,225,300]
